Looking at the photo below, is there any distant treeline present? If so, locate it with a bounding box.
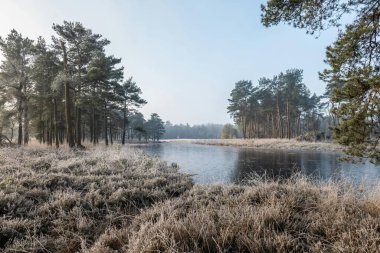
[163,122,224,139]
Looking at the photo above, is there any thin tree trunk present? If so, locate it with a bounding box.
[54,98,59,148]
[46,120,51,146]
[23,100,29,145]
[110,121,113,145]
[104,103,108,146]
[48,110,53,145]
[122,102,127,145]
[17,88,23,145]
[287,99,291,139]
[276,93,282,138]
[82,122,85,142]
[76,106,82,147]
[92,108,97,145]
[61,41,75,148]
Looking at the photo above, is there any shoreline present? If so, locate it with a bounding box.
[2,146,379,252]
[167,138,344,153]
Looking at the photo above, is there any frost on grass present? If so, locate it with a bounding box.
[125,176,380,253]
[188,138,343,152]
[0,146,192,252]
[2,146,380,253]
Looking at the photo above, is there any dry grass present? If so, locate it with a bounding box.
[0,145,192,252]
[174,138,343,152]
[2,145,380,253]
[124,176,380,253]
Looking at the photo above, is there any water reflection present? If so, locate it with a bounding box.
[135,143,239,184]
[134,143,380,185]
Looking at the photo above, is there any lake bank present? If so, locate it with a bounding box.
[169,138,343,153]
[1,146,379,252]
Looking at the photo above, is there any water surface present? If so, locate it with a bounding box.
[135,142,380,185]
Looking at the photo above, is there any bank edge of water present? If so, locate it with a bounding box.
[168,138,344,153]
[1,146,380,252]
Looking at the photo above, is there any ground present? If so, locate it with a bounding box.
[1,145,379,252]
[170,138,343,153]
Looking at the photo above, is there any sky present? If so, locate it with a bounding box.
[0,0,339,125]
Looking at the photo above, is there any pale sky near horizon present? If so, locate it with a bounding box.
[0,0,339,125]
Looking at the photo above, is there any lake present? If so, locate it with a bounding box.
[134,142,380,185]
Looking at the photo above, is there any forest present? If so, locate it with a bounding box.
[163,122,223,139]
[1,1,380,252]
[227,69,327,139]
[0,21,166,148]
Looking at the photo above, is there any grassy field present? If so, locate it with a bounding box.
[127,177,380,253]
[0,146,192,252]
[1,145,380,252]
[172,138,343,152]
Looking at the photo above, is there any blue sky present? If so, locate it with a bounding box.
[0,0,339,124]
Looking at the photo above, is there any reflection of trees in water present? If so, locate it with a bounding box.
[135,144,380,185]
[232,150,343,184]
[232,150,298,183]
[133,143,164,157]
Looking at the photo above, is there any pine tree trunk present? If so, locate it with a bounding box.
[54,98,59,148]
[110,122,113,145]
[92,108,97,145]
[82,122,85,142]
[287,99,291,139]
[47,120,51,146]
[122,102,127,145]
[276,93,282,138]
[49,110,53,145]
[17,87,23,145]
[23,99,29,145]
[76,106,82,147]
[104,103,108,146]
[61,41,75,148]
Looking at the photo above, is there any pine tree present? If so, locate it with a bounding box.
[227,70,323,139]
[52,21,110,147]
[120,77,147,144]
[261,0,380,161]
[145,113,165,141]
[0,30,34,145]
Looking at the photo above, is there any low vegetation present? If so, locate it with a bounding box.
[182,138,342,152]
[0,146,192,252]
[125,176,380,252]
[2,146,380,252]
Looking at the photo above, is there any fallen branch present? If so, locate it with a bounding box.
[0,134,12,144]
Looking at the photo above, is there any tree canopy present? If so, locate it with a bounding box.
[228,69,324,139]
[0,21,163,147]
[220,124,239,139]
[262,0,380,161]
[163,123,224,139]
